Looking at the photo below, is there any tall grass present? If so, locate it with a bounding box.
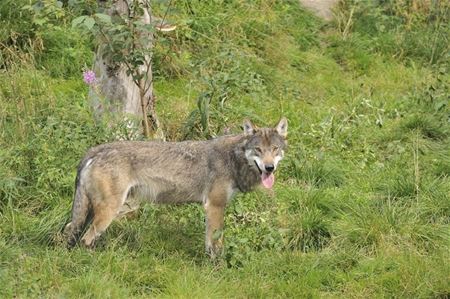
[0,0,449,297]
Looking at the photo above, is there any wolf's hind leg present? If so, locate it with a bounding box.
[81,188,127,247]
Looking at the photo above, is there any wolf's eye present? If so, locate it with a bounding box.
[272,146,280,152]
[254,147,262,153]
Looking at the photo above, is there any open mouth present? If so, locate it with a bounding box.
[253,160,275,189]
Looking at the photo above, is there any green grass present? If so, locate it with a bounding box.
[1,0,449,297]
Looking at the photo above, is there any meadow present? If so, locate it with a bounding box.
[0,0,449,297]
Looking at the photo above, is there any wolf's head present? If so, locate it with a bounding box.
[243,117,288,189]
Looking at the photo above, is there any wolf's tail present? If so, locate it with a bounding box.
[64,160,91,247]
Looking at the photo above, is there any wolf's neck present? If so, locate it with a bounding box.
[230,141,260,193]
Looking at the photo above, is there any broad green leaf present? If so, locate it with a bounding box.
[84,17,95,30]
[71,16,87,28]
[94,13,111,24]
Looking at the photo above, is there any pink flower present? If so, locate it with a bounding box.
[83,70,96,85]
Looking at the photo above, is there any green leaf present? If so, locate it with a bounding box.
[94,13,111,24]
[72,16,87,28]
[84,17,95,30]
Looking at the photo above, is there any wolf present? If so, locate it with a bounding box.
[64,118,288,257]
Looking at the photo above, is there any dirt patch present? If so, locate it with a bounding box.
[299,0,339,21]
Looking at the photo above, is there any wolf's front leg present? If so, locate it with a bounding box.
[204,200,225,259]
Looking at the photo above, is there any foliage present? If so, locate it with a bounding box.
[1,0,449,297]
[335,0,450,66]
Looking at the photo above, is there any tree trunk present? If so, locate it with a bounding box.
[90,0,163,139]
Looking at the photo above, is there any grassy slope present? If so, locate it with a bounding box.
[1,1,449,298]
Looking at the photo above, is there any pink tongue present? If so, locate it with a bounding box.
[261,172,275,189]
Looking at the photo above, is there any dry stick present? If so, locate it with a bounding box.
[428,2,448,65]
[141,0,174,140]
[142,53,153,95]
[342,6,355,40]
[133,0,155,137]
[414,131,420,202]
[121,57,151,138]
[139,81,151,138]
[140,0,155,93]
[159,0,173,29]
[0,41,20,58]
[141,19,161,138]
[125,0,153,138]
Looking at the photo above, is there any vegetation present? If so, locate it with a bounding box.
[1,0,449,297]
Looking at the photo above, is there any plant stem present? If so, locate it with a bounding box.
[139,83,150,138]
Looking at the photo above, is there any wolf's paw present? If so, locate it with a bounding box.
[63,223,78,249]
[206,243,224,260]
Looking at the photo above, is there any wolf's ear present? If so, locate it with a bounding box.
[275,117,288,138]
[243,119,255,135]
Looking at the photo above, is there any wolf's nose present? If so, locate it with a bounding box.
[265,164,274,173]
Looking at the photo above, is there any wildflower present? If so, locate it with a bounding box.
[83,70,96,85]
